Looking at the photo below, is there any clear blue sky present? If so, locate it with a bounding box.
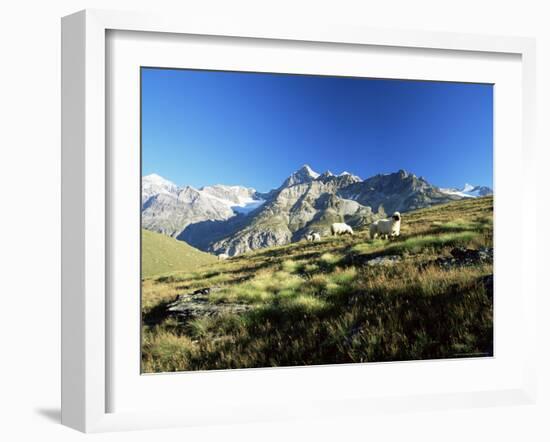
[141,67,493,191]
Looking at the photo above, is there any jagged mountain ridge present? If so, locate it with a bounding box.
[199,169,372,255]
[339,169,466,214]
[440,183,493,198]
[141,175,264,236]
[142,166,491,255]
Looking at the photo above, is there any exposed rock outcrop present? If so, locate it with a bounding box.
[167,287,251,321]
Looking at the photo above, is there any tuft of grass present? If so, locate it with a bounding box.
[187,317,211,338]
[431,218,492,234]
[141,328,196,373]
[281,259,302,273]
[387,231,477,254]
[303,263,319,273]
[279,294,328,313]
[209,270,304,305]
[351,240,385,255]
[320,252,343,265]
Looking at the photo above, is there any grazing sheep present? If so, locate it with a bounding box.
[305,231,322,242]
[331,222,354,236]
[369,221,380,238]
[369,212,401,239]
[217,253,229,261]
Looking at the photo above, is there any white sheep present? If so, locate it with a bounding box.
[369,212,401,239]
[305,231,321,241]
[331,222,354,236]
[217,253,229,261]
[305,231,322,242]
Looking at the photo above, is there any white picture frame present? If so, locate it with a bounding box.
[61,9,538,433]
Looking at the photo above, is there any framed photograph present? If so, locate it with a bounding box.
[62,9,538,432]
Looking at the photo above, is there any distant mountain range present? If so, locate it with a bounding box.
[439,183,494,198]
[142,166,493,255]
[141,174,264,236]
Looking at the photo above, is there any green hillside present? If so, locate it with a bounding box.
[141,229,216,278]
[142,197,493,373]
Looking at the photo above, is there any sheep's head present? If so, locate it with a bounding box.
[392,212,401,222]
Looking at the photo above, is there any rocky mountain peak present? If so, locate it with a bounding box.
[143,173,174,185]
[143,167,489,256]
[142,173,179,204]
[336,171,362,184]
[397,169,410,178]
[176,186,202,203]
[280,164,320,188]
[317,170,336,183]
[300,164,319,177]
[339,171,360,179]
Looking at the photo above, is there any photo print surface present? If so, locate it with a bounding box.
[140,67,493,373]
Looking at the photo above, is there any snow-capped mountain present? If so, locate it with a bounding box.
[200,185,265,214]
[142,173,179,204]
[440,183,493,198]
[280,164,320,188]
[177,167,463,255]
[141,175,265,237]
[143,166,490,255]
[339,171,362,181]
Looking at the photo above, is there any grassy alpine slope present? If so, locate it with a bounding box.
[142,196,493,373]
[141,229,217,278]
